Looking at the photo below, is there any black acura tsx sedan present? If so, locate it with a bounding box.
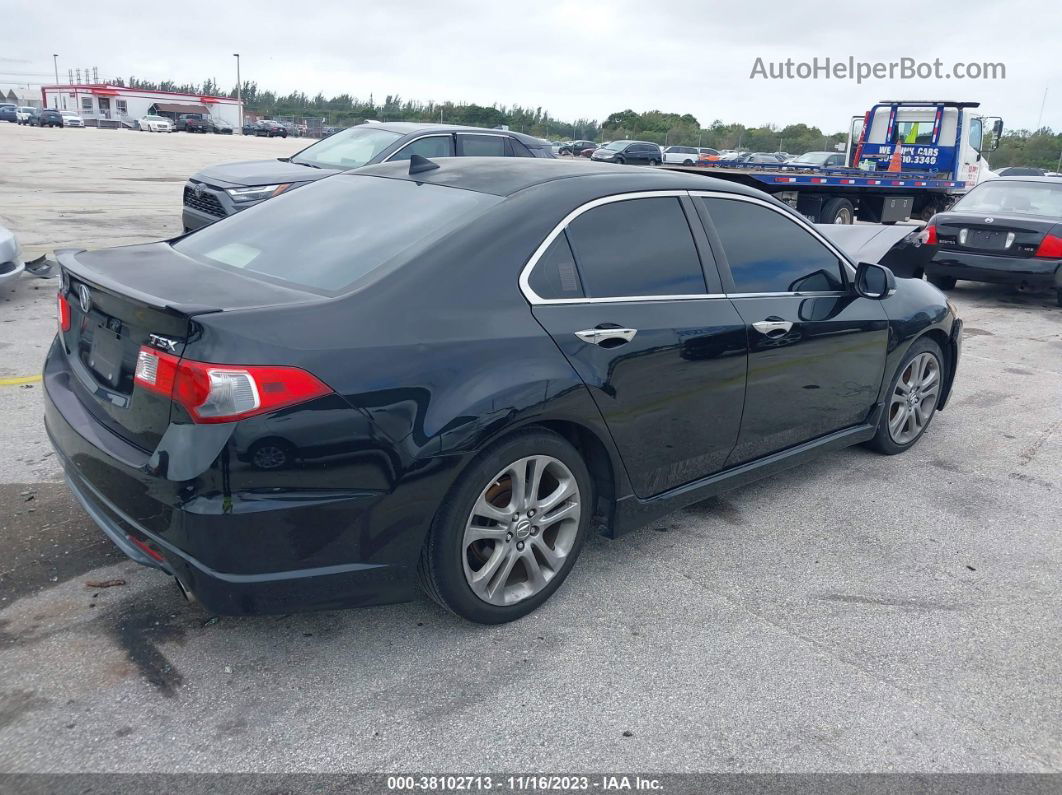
[44,157,962,623]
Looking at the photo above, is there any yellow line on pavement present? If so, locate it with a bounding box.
[0,375,42,386]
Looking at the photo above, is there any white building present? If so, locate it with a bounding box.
[40,84,242,129]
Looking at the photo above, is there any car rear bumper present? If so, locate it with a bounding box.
[927,250,1062,288]
[43,340,417,615]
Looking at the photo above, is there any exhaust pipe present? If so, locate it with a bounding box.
[173,577,196,604]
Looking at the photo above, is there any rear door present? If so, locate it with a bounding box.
[388,134,456,160]
[526,193,748,498]
[695,193,890,465]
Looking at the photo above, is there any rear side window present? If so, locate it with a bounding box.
[174,176,501,293]
[390,135,455,161]
[459,134,509,157]
[565,197,706,298]
[528,232,583,299]
[701,198,845,294]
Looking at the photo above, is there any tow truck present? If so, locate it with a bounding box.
[665,100,1003,224]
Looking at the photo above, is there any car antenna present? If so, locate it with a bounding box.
[408,154,440,175]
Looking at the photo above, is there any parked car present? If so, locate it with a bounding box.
[242,122,258,135]
[184,116,215,134]
[994,166,1046,177]
[0,104,17,123]
[0,224,24,288]
[250,120,287,138]
[59,110,84,128]
[697,148,720,162]
[663,145,701,165]
[175,113,210,132]
[37,109,64,128]
[213,120,234,135]
[137,115,173,133]
[16,107,39,125]
[923,176,1062,305]
[47,157,962,623]
[560,140,596,156]
[788,151,847,168]
[590,140,662,165]
[182,122,555,230]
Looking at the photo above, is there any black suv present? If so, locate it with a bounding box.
[590,140,663,165]
[182,122,555,231]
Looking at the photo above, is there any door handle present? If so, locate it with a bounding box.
[575,328,638,346]
[752,319,793,336]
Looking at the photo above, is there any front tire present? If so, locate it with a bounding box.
[419,429,592,624]
[928,274,957,291]
[867,337,944,454]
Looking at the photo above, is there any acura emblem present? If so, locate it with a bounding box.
[77,283,91,314]
[984,217,994,224]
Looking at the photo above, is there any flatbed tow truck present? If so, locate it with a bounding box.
[662,100,1003,224]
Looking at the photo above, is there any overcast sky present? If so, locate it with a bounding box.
[2,0,1059,133]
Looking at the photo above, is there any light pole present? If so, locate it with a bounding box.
[51,54,59,108]
[233,53,242,133]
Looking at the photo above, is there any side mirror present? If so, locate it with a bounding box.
[854,261,896,300]
[991,119,1004,151]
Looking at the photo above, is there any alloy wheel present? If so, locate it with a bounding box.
[888,352,940,444]
[462,455,581,606]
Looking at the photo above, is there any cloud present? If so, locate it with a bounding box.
[1,0,1057,132]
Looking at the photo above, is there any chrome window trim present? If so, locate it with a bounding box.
[519,190,855,306]
[519,191,704,305]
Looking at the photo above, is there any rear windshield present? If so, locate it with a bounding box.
[953,180,1062,218]
[173,175,501,292]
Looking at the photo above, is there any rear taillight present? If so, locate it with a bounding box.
[134,347,332,423]
[57,293,71,332]
[1033,233,1062,258]
[923,224,938,245]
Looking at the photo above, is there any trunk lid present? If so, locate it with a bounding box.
[56,243,323,451]
[934,212,1057,259]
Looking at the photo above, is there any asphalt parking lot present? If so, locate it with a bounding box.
[1,125,1060,774]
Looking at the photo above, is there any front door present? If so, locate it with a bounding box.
[97,97,111,119]
[696,194,890,465]
[526,193,748,497]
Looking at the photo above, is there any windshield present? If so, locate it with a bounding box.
[173,175,501,293]
[793,152,831,164]
[953,181,1062,218]
[291,126,403,169]
[604,141,630,151]
[145,116,166,121]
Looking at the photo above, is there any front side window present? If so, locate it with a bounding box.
[565,197,706,298]
[290,126,403,169]
[702,198,845,294]
[390,135,455,161]
[174,175,501,293]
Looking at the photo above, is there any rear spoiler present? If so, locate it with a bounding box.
[56,248,222,317]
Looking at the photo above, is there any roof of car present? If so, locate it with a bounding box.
[367,121,548,146]
[987,176,1061,185]
[349,156,770,200]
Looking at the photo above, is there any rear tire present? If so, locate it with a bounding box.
[928,275,957,291]
[867,337,944,455]
[821,197,855,224]
[648,159,659,166]
[419,428,592,624]
[683,159,694,166]
[1056,289,1062,308]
